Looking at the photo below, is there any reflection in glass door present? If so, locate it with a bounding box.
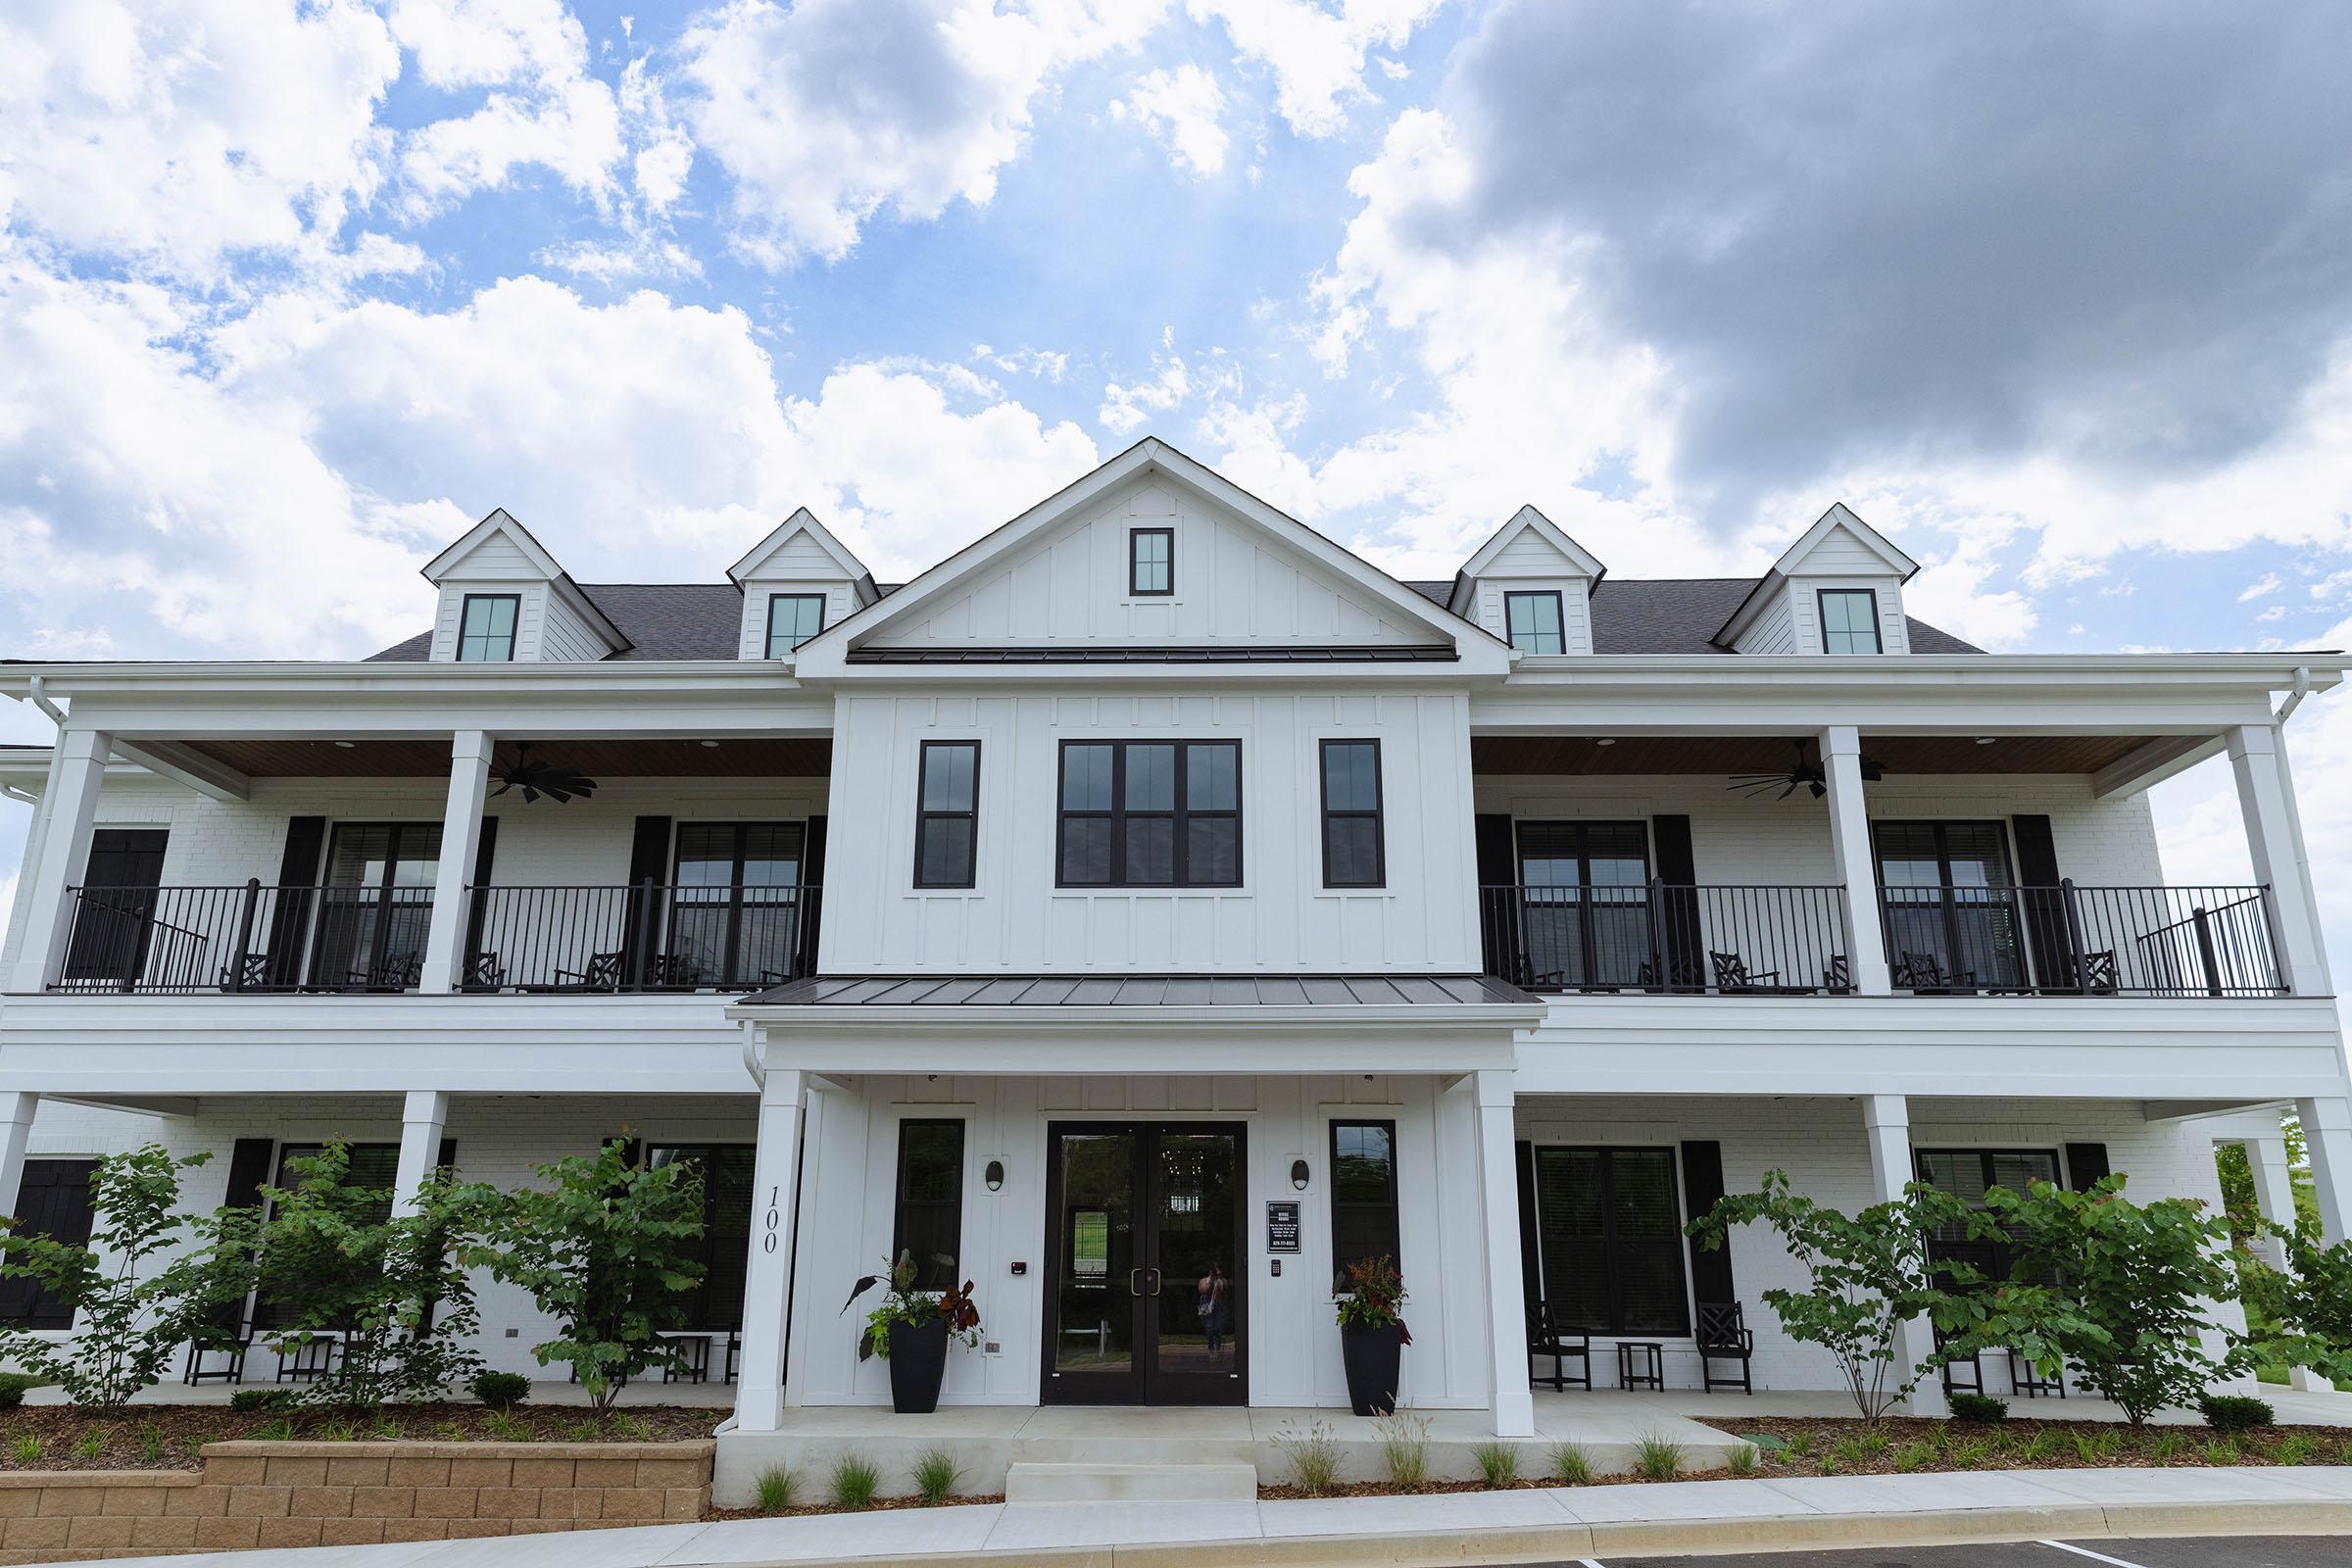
[1043,1123,1246,1405]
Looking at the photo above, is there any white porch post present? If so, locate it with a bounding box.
[1473,1069,1535,1438]
[0,1094,40,1220]
[390,1091,451,1219]
[1861,1094,1946,1416]
[418,730,494,995]
[1820,726,1891,995]
[734,1065,807,1433]
[2296,1097,2352,1246]
[2242,1130,2325,1390]
[8,727,112,994]
[0,749,63,976]
[2230,724,2331,996]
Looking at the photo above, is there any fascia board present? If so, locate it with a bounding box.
[1491,653,2347,691]
[726,507,871,586]
[1456,506,1608,584]
[1711,571,1782,648]
[420,508,567,583]
[552,575,632,654]
[1775,502,1922,581]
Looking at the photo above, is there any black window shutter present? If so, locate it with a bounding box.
[1475,814,1520,981]
[1651,814,1702,989]
[222,1138,274,1209]
[2065,1142,2112,1191]
[1514,1139,1542,1321]
[261,816,327,985]
[0,1161,97,1328]
[621,816,673,976]
[436,1138,457,1175]
[2011,814,2070,989]
[795,814,828,980]
[462,816,499,982]
[1680,1141,1735,1306]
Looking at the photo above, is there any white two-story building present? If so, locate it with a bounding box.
[1,439,2347,1462]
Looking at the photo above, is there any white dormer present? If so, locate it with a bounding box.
[727,508,878,660]
[1717,502,1918,656]
[1450,505,1607,656]
[420,509,629,662]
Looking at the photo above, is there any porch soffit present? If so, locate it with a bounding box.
[1469,732,2166,776]
[178,735,835,778]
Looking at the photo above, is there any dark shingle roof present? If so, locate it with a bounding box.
[368,584,745,662]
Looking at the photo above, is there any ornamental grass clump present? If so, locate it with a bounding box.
[1271,1421,1344,1495]
[912,1447,963,1505]
[1546,1441,1593,1484]
[828,1454,881,1510]
[1373,1410,1431,1489]
[1634,1434,1685,1481]
[754,1467,798,1512]
[1471,1440,1520,1488]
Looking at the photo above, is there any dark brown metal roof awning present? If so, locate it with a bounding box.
[744,972,1539,1007]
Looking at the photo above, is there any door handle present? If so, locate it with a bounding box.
[1146,1268,1162,1297]
[1129,1268,1145,1297]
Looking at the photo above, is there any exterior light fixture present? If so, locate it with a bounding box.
[333,741,357,750]
[984,1160,1004,1193]
[1594,737,1616,747]
[1975,736,1997,746]
[1290,1159,1310,1191]
[700,739,720,748]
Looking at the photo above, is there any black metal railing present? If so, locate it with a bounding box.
[1479,883,1852,996]
[48,883,432,995]
[1878,881,2284,998]
[460,883,820,993]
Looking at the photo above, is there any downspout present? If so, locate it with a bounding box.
[2276,663,2313,724]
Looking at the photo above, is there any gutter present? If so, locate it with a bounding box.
[2277,663,2314,723]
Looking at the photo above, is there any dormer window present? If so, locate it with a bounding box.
[765,593,826,656]
[1505,591,1565,654]
[1818,589,1883,654]
[1129,527,1173,596]
[457,594,519,662]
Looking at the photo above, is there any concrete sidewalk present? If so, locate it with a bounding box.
[82,1464,2352,1568]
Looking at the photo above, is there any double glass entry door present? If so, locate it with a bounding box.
[1042,1123,1246,1405]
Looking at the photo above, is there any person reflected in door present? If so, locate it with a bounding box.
[1198,1262,1228,1358]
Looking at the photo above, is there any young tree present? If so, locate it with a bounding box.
[462,1139,707,1414]
[0,1146,247,1410]
[1688,1169,1987,1422]
[255,1145,483,1408]
[2236,1220,2352,1386]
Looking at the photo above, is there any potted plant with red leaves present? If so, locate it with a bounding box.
[1334,1254,1411,1416]
[843,1250,984,1414]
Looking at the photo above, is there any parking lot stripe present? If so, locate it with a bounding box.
[2038,1542,2152,1568]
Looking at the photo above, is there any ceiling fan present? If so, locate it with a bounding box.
[491,743,599,805]
[1726,738,1884,801]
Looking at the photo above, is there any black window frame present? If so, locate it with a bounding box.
[1318,739,1385,889]
[1329,1118,1400,1295]
[912,740,981,889]
[1914,1147,2063,1288]
[667,821,808,987]
[891,1118,967,1294]
[0,1159,97,1329]
[1504,590,1566,655]
[456,593,520,662]
[1816,588,1884,655]
[1054,739,1243,889]
[1530,1144,1690,1336]
[645,1142,758,1330]
[1128,527,1174,596]
[763,593,827,657]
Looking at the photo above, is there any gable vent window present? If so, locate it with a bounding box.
[1319,740,1385,888]
[1057,740,1240,887]
[1504,590,1565,654]
[1129,527,1174,596]
[913,741,981,888]
[1818,588,1884,654]
[765,593,826,657]
[457,594,519,662]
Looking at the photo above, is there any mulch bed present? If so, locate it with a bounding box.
[0,1403,720,1472]
[707,1494,1004,1520]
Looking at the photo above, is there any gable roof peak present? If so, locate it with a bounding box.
[1774,501,1920,581]
[1448,503,1607,613]
[727,505,873,592]
[420,507,568,584]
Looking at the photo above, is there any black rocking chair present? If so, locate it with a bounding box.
[2009,1348,2066,1398]
[183,1302,251,1386]
[1695,1302,1756,1394]
[1936,1326,1984,1396]
[1527,1301,1591,1392]
[1894,951,1979,994]
[2070,950,2120,996]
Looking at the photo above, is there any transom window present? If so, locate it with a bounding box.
[1129,527,1173,596]
[1531,1146,1689,1335]
[1817,588,1883,654]
[913,741,981,888]
[1057,741,1241,887]
[1504,591,1565,654]
[1319,740,1384,888]
[457,594,519,662]
[764,593,826,656]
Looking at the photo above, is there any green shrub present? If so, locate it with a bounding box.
[0,1387,20,1411]
[74,1431,105,1461]
[2147,1431,2188,1462]
[229,1388,293,1413]
[754,1467,797,1512]
[469,1371,531,1409]
[2276,1433,2320,1465]
[1892,1441,1936,1473]
[2198,1394,2275,1430]
[911,1447,963,1505]
[1271,1421,1343,1495]
[11,1435,40,1464]
[1471,1440,1520,1488]
[138,1425,166,1465]
[2203,1435,2241,1465]
[1947,1392,2008,1423]
[1635,1433,1685,1481]
[827,1454,881,1510]
[1546,1441,1592,1484]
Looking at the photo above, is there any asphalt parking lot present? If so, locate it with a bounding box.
[1536,1538,2352,1568]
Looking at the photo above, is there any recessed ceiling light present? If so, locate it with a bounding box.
[1593,737,1616,747]
[333,741,356,750]
[700,739,720,749]
[1975,736,1997,746]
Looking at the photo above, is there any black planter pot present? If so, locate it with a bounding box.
[1340,1322,1403,1417]
[887,1316,951,1414]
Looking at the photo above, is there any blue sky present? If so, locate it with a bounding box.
[4,0,2352,956]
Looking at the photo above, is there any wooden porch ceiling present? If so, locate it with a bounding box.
[1470,733,2167,776]
[179,736,834,778]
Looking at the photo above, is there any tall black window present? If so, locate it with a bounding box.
[310,822,441,990]
[457,594,519,662]
[1875,820,2021,989]
[0,1160,96,1328]
[1532,1146,1689,1335]
[1504,591,1565,654]
[913,742,980,888]
[670,822,805,986]
[1329,1120,1399,1293]
[892,1120,966,1293]
[1319,740,1384,888]
[1057,740,1241,887]
[1916,1149,2061,1287]
[1129,527,1173,595]
[62,827,169,987]
[764,594,825,656]
[1817,588,1883,654]
[254,1143,404,1328]
[1513,820,1651,990]
[647,1144,757,1329]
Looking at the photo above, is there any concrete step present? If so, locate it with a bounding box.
[1004,1460,1259,1504]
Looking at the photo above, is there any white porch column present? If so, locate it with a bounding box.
[389,1091,451,1219]
[1473,1069,1536,1438]
[734,1066,808,1433]
[8,727,113,994]
[0,750,64,976]
[2241,1130,2326,1390]
[2230,724,2330,996]
[0,1094,40,1221]
[1861,1094,1946,1416]
[2296,1097,2352,1246]
[1820,726,1891,995]
[418,730,494,994]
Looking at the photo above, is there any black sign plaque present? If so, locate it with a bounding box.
[1265,1200,1301,1253]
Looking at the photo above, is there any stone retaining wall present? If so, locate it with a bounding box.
[0,1440,713,1561]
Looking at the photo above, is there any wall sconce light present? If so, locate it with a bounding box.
[985,1159,1005,1193]
[1290,1159,1310,1191]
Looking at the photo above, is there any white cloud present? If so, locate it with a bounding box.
[1100,332,1197,433]
[1188,0,1446,138]
[1111,65,1230,176]
[2241,572,2285,602]
[676,0,1170,266]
